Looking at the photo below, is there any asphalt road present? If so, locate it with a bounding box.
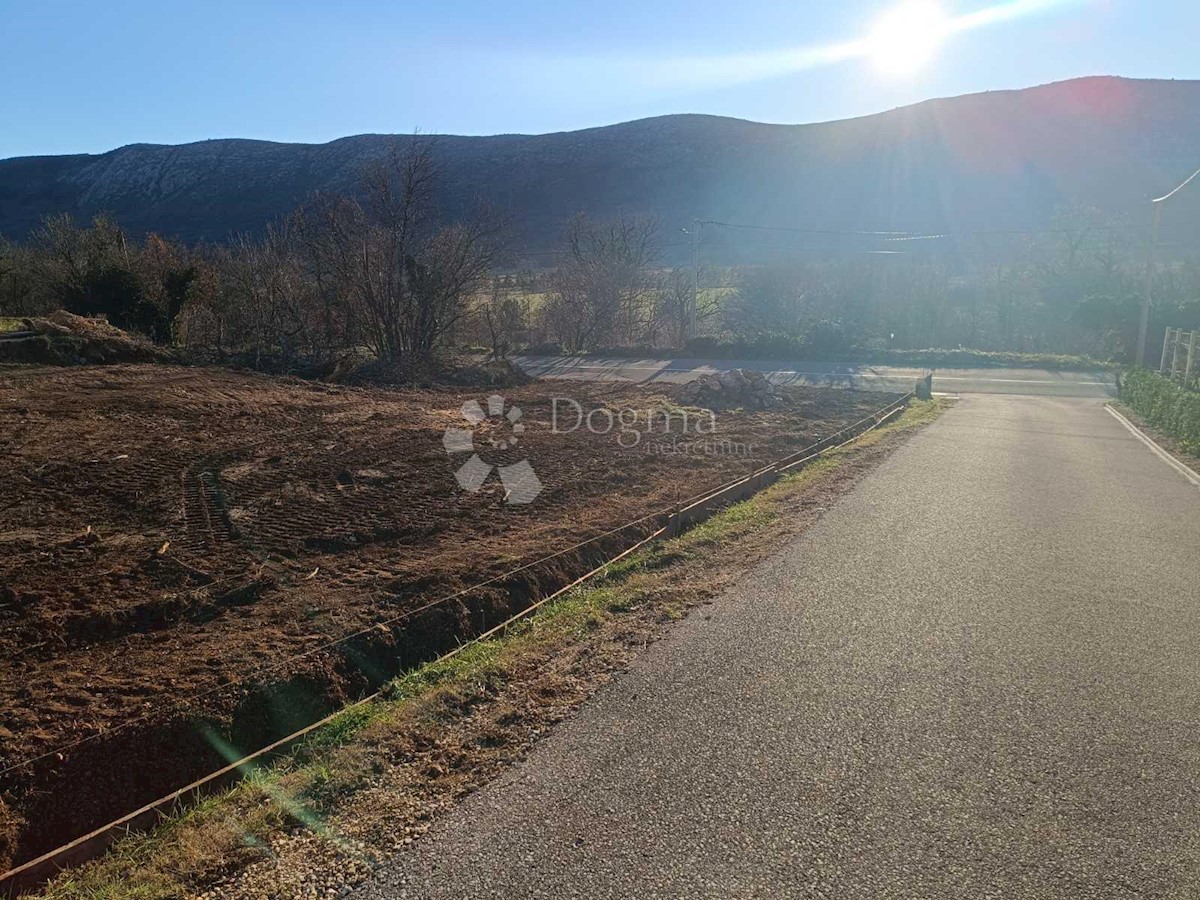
[354,395,1200,899]
[514,355,1117,398]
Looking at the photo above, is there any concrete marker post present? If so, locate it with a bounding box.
[1161,328,1174,373]
[1185,330,1197,388]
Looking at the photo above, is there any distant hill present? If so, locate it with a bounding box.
[3,77,1200,260]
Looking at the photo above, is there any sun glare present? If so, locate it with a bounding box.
[867,1,953,76]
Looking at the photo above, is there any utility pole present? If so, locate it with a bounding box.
[1138,167,1200,366]
[681,220,702,343]
[690,219,701,342]
[1137,203,1161,367]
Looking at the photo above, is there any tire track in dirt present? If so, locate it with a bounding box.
[0,363,898,873]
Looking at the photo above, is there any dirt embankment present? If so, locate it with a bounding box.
[0,311,172,367]
[0,363,897,872]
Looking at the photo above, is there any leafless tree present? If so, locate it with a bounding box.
[543,214,659,350]
[0,238,40,315]
[26,213,130,304]
[479,280,527,358]
[297,141,504,361]
[652,266,719,347]
[214,220,315,360]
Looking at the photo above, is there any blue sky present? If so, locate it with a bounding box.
[1,0,1197,158]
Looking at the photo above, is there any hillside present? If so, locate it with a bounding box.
[2,77,1200,257]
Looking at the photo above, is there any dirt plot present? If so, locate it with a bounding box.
[0,364,896,870]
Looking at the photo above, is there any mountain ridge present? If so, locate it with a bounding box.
[8,75,1180,155]
[3,76,1199,254]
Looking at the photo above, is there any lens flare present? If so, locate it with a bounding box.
[530,0,1084,93]
[867,1,953,76]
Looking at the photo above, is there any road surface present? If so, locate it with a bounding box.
[515,355,1116,398]
[354,395,1200,899]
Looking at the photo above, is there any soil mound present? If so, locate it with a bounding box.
[0,311,170,366]
[677,368,783,409]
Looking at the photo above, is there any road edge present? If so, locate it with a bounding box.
[1105,403,1200,488]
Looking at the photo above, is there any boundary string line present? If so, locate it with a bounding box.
[0,512,667,780]
[0,392,914,782]
[0,390,917,895]
[0,525,680,897]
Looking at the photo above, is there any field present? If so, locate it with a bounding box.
[0,363,897,870]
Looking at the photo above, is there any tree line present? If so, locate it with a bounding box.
[2,142,1198,366]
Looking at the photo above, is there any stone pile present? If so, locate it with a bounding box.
[677,368,783,409]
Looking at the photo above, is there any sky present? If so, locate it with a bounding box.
[1,0,1198,159]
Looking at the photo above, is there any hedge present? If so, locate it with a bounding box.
[1120,368,1200,454]
[526,338,1110,371]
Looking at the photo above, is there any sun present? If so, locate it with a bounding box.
[866,1,952,76]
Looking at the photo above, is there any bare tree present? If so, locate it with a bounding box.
[480,280,527,358]
[543,214,658,351]
[297,141,504,361]
[27,213,129,306]
[217,221,313,360]
[0,238,40,315]
[651,266,722,347]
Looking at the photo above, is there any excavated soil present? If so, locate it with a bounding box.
[0,363,896,871]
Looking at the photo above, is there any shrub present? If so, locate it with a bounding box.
[675,336,1104,369]
[1120,368,1200,453]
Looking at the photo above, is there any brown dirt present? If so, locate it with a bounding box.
[0,312,170,366]
[93,415,935,900]
[0,363,897,871]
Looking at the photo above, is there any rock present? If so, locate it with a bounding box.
[676,368,782,409]
[718,369,748,391]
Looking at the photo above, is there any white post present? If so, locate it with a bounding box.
[1186,330,1197,387]
[1160,328,1174,373]
[1171,328,1185,379]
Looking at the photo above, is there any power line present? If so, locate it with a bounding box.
[701,218,1200,241]
[703,220,921,237]
[508,240,691,261]
[501,218,1200,267]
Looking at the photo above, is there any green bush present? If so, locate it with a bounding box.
[522,331,1112,371]
[676,337,1107,370]
[1120,368,1200,453]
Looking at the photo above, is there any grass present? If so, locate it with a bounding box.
[0,317,24,334]
[32,399,949,900]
